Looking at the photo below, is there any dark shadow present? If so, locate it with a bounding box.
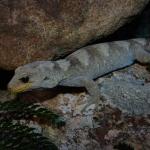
[18,86,86,103]
[0,68,14,90]
[114,142,134,150]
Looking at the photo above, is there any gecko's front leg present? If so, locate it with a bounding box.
[59,76,103,112]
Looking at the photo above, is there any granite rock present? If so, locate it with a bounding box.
[0,63,150,149]
[0,0,149,70]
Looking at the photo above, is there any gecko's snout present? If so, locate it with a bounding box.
[7,80,13,91]
[7,81,16,93]
[7,79,32,94]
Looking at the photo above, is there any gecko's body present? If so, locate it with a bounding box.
[8,38,150,111]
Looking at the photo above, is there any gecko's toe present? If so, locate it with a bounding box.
[81,100,99,114]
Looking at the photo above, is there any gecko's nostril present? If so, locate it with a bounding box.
[19,76,29,83]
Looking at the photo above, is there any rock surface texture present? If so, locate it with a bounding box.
[0,0,149,70]
[6,63,148,150]
[44,64,150,149]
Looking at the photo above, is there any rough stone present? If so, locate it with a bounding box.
[13,63,149,149]
[0,63,150,149]
[0,0,149,70]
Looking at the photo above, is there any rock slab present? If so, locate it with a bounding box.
[0,0,149,70]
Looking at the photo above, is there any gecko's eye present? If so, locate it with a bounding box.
[19,76,29,83]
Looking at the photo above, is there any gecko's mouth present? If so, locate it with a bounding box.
[9,83,32,94]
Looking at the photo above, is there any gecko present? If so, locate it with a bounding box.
[8,38,150,111]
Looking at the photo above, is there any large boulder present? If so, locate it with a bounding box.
[0,0,149,70]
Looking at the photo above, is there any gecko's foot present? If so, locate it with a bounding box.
[81,95,105,113]
[81,98,100,113]
[81,102,95,113]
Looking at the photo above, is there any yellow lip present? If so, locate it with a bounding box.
[10,83,32,94]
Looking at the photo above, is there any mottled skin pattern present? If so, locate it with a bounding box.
[8,38,150,111]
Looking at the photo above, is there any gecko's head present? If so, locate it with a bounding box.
[8,61,60,93]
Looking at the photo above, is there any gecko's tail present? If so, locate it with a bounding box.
[145,38,150,52]
[131,38,150,53]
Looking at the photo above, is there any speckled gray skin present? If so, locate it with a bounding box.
[8,38,150,111]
